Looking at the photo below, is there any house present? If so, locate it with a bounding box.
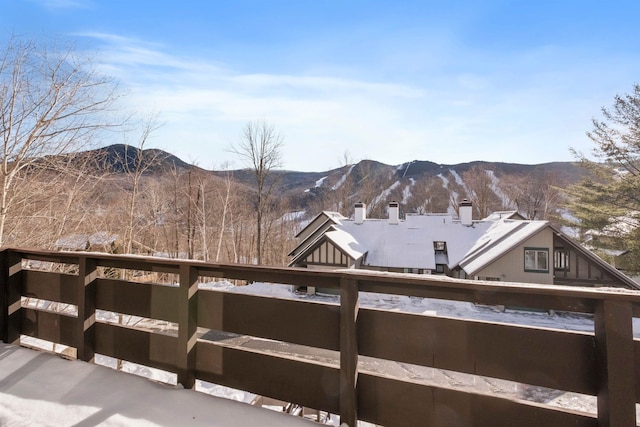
[289,201,640,290]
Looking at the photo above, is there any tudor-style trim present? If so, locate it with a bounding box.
[289,211,345,258]
[549,225,640,290]
[289,233,357,268]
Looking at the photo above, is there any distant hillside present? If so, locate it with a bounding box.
[72,145,584,220]
[94,144,194,173]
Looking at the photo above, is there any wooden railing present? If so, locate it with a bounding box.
[1,248,639,427]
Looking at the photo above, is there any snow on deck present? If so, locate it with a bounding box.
[0,342,316,427]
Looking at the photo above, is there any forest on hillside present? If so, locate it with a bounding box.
[2,143,576,267]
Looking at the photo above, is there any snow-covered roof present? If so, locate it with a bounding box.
[482,210,523,221]
[294,211,345,239]
[336,215,494,269]
[459,220,547,275]
[324,228,366,260]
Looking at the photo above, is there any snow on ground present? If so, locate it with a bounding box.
[437,173,449,187]
[331,164,355,190]
[280,211,306,222]
[486,170,510,207]
[437,173,458,214]
[449,169,465,187]
[225,281,605,334]
[370,180,401,210]
[0,342,316,427]
[401,178,414,204]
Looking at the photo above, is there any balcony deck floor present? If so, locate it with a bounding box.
[0,342,316,427]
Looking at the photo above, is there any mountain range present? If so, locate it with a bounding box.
[83,144,584,220]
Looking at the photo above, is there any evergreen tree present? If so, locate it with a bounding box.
[567,84,640,271]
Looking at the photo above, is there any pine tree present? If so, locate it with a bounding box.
[567,84,640,271]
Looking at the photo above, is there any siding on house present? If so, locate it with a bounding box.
[475,228,554,284]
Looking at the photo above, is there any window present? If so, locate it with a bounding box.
[524,248,549,273]
[435,264,445,273]
[434,241,447,252]
[554,248,570,271]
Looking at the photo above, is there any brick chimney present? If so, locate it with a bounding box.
[460,199,473,226]
[354,202,366,224]
[388,201,399,225]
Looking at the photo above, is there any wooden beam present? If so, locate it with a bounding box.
[358,308,598,395]
[22,270,78,305]
[95,278,179,323]
[197,290,340,350]
[21,308,77,347]
[358,372,598,427]
[195,341,340,414]
[76,256,97,362]
[595,300,635,427]
[1,251,22,344]
[177,264,198,388]
[95,322,177,372]
[340,278,359,427]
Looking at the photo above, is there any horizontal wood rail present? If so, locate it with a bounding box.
[1,248,639,426]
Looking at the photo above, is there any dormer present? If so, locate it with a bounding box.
[434,241,447,254]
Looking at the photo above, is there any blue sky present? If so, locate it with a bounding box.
[3,0,640,171]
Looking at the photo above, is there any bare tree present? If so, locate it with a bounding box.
[500,171,563,221]
[230,121,283,265]
[214,167,235,262]
[0,35,121,246]
[461,165,504,218]
[120,116,163,255]
[405,176,451,214]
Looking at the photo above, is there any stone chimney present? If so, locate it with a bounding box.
[459,199,473,226]
[388,201,399,225]
[354,202,366,224]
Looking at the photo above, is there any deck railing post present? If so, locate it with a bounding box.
[0,250,6,343]
[77,256,97,362]
[0,250,22,344]
[340,277,359,427]
[177,263,198,388]
[594,299,635,427]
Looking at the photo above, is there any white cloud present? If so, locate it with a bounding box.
[78,33,434,170]
[76,31,640,171]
